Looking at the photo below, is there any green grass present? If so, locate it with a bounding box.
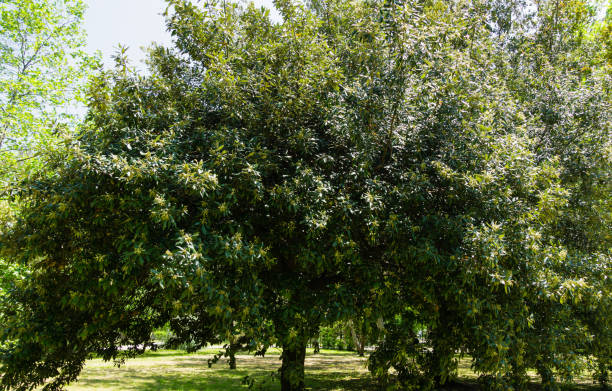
[63,349,600,391]
[66,348,371,391]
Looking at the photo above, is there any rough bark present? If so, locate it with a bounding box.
[280,341,307,391]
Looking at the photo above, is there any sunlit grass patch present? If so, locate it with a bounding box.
[65,349,372,391]
[64,349,600,391]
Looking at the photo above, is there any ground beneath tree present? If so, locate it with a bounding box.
[62,349,598,391]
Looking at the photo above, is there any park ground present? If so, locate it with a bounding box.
[63,348,600,391]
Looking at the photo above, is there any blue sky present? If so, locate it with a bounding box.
[84,0,279,69]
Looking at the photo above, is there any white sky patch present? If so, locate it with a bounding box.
[84,0,279,70]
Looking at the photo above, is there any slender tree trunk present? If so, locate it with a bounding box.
[228,347,237,369]
[280,341,307,391]
[348,319,363,356]
[227,334,238,369]
[357,339,365,357]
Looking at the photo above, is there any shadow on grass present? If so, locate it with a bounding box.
[71,367,261,391]
[73,375,240,391]
[306,375,378,391]
[66,351,602,391]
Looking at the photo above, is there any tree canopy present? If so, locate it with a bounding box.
[0,0,97,331]
[0,1,609,391]
[0,0,97,182]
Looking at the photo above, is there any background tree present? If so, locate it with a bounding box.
[0,0,97,182]
[0,0,97,317]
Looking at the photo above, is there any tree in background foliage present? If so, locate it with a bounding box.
[0,0,97,318]
[0,0,97,182]
[0,1,609,391]
[317,318,376,356]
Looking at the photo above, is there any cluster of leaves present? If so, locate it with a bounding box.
[0,0,97,185]
[0,0,97,356]
[0,0,609,391]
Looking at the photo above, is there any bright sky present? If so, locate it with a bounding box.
[84,0,279,70]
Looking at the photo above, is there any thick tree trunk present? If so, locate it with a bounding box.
[280,341,307,391]
[536,363,558,391]
[430,339,453,387]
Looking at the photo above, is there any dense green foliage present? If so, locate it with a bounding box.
[0,0,96,319]
[0,0,96,183]
[0,0,609,390]
[317,319,375,354]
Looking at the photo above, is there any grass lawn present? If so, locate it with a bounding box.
[63,348,600,391]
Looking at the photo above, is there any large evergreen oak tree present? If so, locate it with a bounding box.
[0,1,609,390]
